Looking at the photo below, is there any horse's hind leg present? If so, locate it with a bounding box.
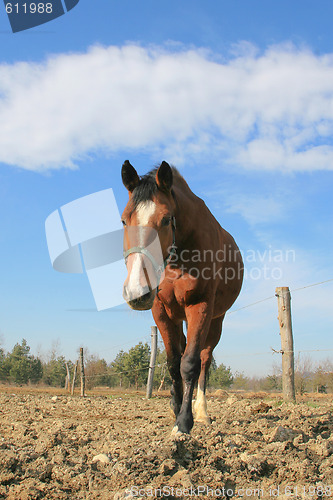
[194,314,224,425]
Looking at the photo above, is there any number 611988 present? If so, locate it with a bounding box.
[5,3,53,14]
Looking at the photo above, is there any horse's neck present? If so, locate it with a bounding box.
[173,177,206,249]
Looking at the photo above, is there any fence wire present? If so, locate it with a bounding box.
[74,278,333,375]
[92,277,333,353]
[81,362,168,380]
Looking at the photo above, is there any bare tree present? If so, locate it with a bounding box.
[294,354,313,394]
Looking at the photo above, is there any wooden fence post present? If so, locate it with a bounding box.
[71,361,78,395]
[146,326,158,399]
[65,362,71,393]
[276,286,296,402]
[80,347,85,397]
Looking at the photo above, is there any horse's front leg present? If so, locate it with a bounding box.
[152,301,186,418]
[172,303,212,435]
[168,346,184,418]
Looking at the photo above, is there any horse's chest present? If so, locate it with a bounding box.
[158,270,205,319]
[157,280,185,320]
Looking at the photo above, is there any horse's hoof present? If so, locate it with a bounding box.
[170,425,187,442]
[193,403,211,425]
[195,415,211,426]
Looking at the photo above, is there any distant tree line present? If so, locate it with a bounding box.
[0,339,332,394]
[0,339,167,389]
[227,357,333,394]
[0,339,43,385]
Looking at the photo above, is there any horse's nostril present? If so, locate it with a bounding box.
[127,292,155,311]
[123,286,129,301]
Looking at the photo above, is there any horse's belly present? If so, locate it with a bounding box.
[213,281,242,318]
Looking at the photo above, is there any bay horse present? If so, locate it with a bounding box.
[121,160,243,436]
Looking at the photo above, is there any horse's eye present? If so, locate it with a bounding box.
[161,217,171,227]
[121,219,127,227]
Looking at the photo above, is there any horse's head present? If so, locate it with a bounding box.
[121,160,176,310]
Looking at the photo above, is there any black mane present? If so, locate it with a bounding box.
[131,168,159,209]
[130,166,179,213]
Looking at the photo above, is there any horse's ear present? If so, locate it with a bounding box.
[156,161,173,193]
[121,160,140,192]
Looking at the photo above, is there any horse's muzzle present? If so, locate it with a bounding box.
[123,289,156,311]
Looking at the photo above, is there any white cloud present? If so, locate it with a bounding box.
[1,43,333,171]
[224,193,285,226]
[203,180,292,227]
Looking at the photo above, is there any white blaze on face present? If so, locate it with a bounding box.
[126,201,156,300]
[136,200,156,227]
[127,253,148,299]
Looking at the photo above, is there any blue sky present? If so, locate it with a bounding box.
[0,0,332,377]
